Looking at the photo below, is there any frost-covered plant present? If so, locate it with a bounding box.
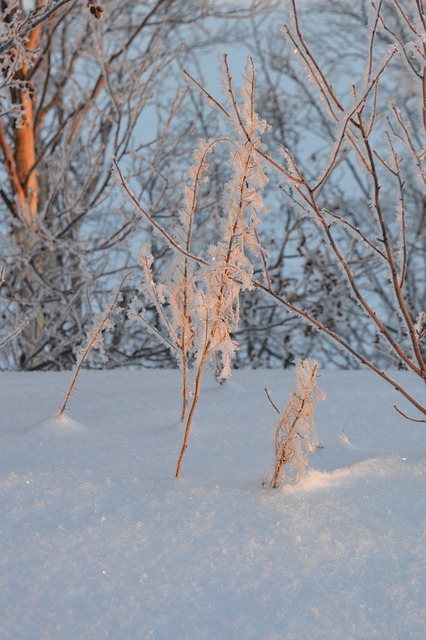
[266,359,325,489]
[174,58,270,476]
[117,58,270,476]
[59,274,131,417]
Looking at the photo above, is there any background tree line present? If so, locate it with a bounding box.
[0,0,424,380]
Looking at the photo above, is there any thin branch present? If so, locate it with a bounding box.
[113,157,208,266]
[0,318,31,349]
[367,0,383,82]
[252,278,426,417]
[392,0,420,34]
[322,209,386,261]
[223,53,251,143]
[264,387,280,414]
[357,112,426,376]
[255,227,272,289]
[183,68,230,117]
[393,405,426,423]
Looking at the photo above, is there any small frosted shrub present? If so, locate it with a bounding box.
[267,359,326,489]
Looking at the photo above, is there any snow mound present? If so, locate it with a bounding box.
[294,454,426,491]
[0,369,425,640]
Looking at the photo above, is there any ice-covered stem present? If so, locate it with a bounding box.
[184,60,298,185]
[121,137,222,422]
[205,56,268,373]
[115,145,215,422]
[59,274,131,417]
[269,360,325,489]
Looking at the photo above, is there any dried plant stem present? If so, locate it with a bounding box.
[183,68,230,118]
[272,422,300,489]
[59,275,130,417]
[181,347,189,422]
[180,257,191,422]
[176,345,209,478]
[264,387,280,414]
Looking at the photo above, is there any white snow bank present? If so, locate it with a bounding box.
[0,368,425,639]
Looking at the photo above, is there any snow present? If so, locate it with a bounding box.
[1,368,425,639]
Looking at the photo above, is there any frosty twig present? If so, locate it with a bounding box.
[59,274,131,417]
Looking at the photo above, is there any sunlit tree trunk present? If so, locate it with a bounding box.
[1,0,42,228]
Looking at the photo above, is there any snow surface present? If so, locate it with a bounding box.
[1,368,425,639]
